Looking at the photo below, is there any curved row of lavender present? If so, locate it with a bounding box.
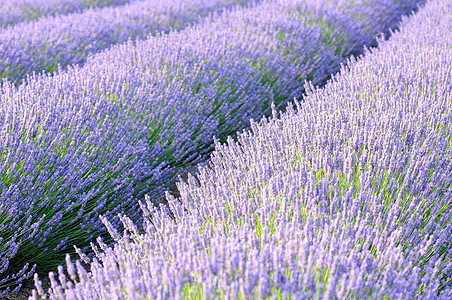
[0,0,422,296]
[0,0,251,85]
[0,0,134,29]
[32,0,452,298]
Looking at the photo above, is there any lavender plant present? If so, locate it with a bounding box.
[0,0,251,85]
[0,0,135,29]
[32,0,451,298]
[0,0,422,296]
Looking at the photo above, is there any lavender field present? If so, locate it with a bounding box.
[0,0,450,299]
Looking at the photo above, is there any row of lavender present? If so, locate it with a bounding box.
[0,0,258,295]
[0,0,134,29]
[32,0,452,298]
[0,0,423,296]
[0,0,250,85]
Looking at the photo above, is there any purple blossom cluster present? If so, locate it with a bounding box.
[0,0,423,296]
[0,0,250,85]
[0,0,134,29]
[30,0,452,298]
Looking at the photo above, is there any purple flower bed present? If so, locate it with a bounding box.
[0,0,424,296]
[0,0,135,29]
[0,0,251,85]
[30,0,451,298]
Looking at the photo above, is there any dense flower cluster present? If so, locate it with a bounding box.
[0,0,134,29]
[31,0,451,298]
[0,0,423,296]
[0,0,250,84]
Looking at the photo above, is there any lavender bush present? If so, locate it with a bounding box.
[0,0,134,29]
[0,0,251,85]
[0,0,422,296]
[32,0,451,298]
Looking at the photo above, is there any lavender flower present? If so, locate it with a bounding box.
[32,0,452,299]
[0,0,252,85]
[0,0,423,296]
[0,0,135,29]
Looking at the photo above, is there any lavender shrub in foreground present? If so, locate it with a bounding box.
[0,0,252,85]
[0,0,422,295]
[0,0,134,29]
[33,0,452,298]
